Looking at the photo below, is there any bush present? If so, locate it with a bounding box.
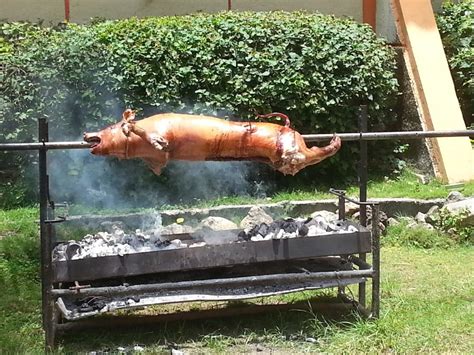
[437,0,473,126]
[384,219,456,249]
[0,12,399,207]
[437,208,473,245]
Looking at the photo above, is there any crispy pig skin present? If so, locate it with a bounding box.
[83,110,341,175]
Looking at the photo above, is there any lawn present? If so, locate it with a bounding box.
[0,202,473,353]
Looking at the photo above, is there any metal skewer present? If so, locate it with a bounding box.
[0,130,472,151]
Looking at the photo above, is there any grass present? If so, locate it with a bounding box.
[0,203,473,353]
[65,169,473,213]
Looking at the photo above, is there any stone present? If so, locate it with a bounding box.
[387,217,400,227]
[161,223,194,235]
[171,349,184,355]
[415,212,426,224]
[344,202,360,217]
[310,210,338,222]
[441,197,474,226]
[425,205,440,224]
[420,223,435,230]
[446,191,464,202]
[256,344,264,352]
[197,216,238,231]
[414,172,429,185]
[240,206,274,230]
[305,337,317,343]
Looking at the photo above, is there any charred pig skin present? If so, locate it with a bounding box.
[84,109,341,175]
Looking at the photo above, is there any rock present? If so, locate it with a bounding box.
[305,337,317,343]
[240,206,274,230]
[198,216,238,231]
[446,191,464,202]
[171,349,184,355]
[161,223,194,235]
[425,205,440,224]
[420,223,435,230]
[441,198,474,226]
[414,173,429,185]
[415,212,426,224]
[256,344,264,352]
[345,202,360,217]
[133,345,144,352]
[387,217,400,227]
[310,210,338,222]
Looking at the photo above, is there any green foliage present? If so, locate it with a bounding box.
[383,219,456,249]
[437,0,474,126]
[437,208,473,245]
[0,12,399,206]
[0,208,40,284]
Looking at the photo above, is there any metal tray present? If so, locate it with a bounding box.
[52,227,371,282]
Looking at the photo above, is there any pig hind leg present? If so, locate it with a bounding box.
[275,133,341,175]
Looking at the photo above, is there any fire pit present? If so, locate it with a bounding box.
[5,115,381,349]
[48,197,377,325]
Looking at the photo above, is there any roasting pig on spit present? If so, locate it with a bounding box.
[84,109,341,175]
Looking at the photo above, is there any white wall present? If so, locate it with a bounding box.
[0,0,450,42]
[1,0,362,24]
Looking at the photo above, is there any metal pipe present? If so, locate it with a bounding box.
[38,119,57,350]
[329,189,379,207]
[371,204,381,319]
[358,105,368,308]
[0,130,472,151]
[303,130,474,142]
[51,269,374,299]
[0,141,92,151]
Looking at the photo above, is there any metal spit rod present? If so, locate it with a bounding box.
[0,130,472,151]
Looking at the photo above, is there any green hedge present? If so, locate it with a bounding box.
[0,12,399,207]
[437,0,473,126]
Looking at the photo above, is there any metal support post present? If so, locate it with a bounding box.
[337,191,346,297]
[358,105,368,308]
[371,204,381,318]
[38,118,56,350]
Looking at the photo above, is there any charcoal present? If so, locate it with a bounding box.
[280,219,298,233]
[155,240,171,248]
[298,223,309,236]
[238,230,250,241]
[256,222,269,237]
[248,224,261,237]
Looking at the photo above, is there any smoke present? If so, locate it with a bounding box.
[39,72,272,211]
[48,146,269,211]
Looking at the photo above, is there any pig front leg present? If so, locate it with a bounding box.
[142,157,168,175]
[122,121,169,151]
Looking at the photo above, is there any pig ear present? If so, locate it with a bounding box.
[122,109,136,122]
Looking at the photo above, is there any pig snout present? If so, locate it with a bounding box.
[83,132,102,154]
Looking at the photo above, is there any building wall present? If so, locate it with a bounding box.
[0,1,450,40]
[1,0,362,25]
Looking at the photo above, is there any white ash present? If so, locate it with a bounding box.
[52,225,203,261]
[53,212,360,261]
